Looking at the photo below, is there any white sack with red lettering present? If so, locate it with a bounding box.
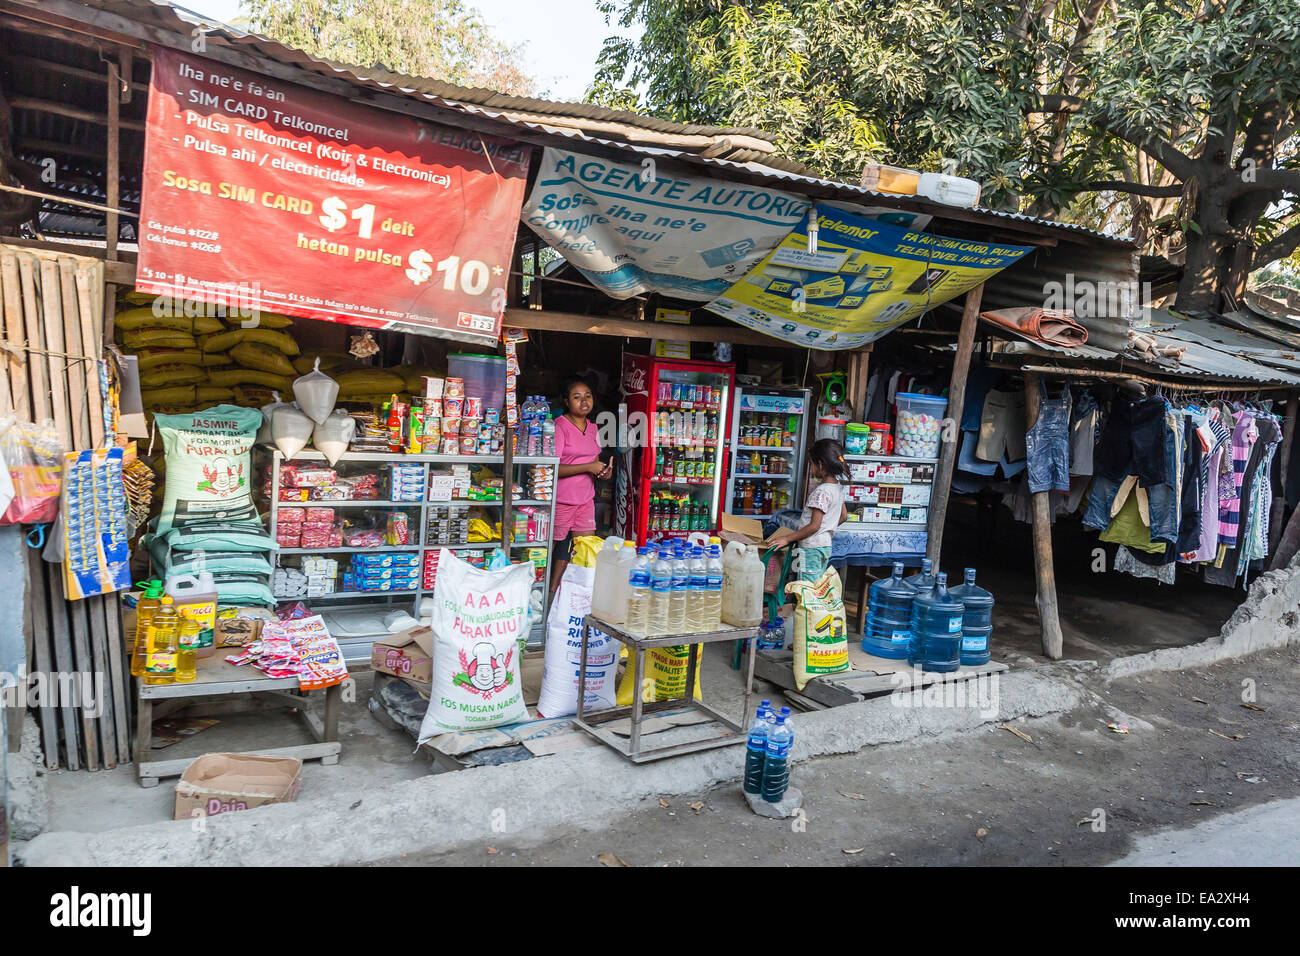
[418,548,531,740]
[536,562,620,717]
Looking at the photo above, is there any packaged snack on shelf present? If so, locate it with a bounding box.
[422,376,444,400]
[289,466,337,488]
[353,552,420,569]
[344,529,384,548]
[279,506,306,524]
[273,566,308,598]
[301,507,335,525]
[385,511,410,545]
[278,487,310,502]
[277,531,301,548]
[310,480,353,500]
[274,600,313,621]
[444,377,464,400]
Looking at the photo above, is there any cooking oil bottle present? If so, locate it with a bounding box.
[175,616,201,683]
[144,597,179,685]
[130,580,164,677]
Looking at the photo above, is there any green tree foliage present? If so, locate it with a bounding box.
[593,0,1300,311]
[246,0,537,95]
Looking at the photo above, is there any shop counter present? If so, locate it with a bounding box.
[134,657,342,788]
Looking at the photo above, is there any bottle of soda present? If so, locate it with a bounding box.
[743,700,774,794]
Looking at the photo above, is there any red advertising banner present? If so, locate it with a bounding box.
[138,47,530,344]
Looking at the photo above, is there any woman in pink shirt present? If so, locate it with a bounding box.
[550,376,610,593]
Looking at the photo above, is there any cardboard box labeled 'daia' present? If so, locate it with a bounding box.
[371,626,434,683]
[174,753,302,821]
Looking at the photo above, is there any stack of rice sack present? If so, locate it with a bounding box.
[114,290,301,417]
[140,405,277,607]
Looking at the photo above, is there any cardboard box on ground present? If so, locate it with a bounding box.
[173,753,302,820]
[373,625,545,706]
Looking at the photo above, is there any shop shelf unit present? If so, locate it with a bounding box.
[264,448,559,662]
[840,453,939,532]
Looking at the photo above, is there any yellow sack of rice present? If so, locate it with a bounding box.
[122,327,196,350]
[140,385,197,407]
[200,352,232,367]
[115,307,223,334]
[222,310,294,329]
[334,368,405,395]
[140,364,206,388]
[399,367,436,394]
[206,368,293,391]
[195,385,236,403]
[234,386,279,407]
[200,327,300,356]
[120,290,157,307]
[231,341,296,376]
[135,349,203,372]
[293,352,354,375]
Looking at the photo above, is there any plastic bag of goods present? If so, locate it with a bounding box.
[293,358,340,425]
[417,550,531,740]
[255,392,289,445]
[271,403,314,460]
[537,562,620,717]
[0,417,64,525]
[786,566,849,690]
[312,409,356,466]
[153,405,261,535]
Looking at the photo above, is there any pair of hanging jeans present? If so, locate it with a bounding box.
[1083,395,1179,542]
[1025,378,1071,493]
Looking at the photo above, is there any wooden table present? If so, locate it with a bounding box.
[135,656,342,788]
[573,616,760,764]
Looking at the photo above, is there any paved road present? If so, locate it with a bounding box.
[1113,796,1300,866]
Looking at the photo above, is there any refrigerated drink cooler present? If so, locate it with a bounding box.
[724,386,811,519]
[615,354,735,544]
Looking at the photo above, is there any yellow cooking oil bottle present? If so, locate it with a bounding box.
[130,580,165,678]
[175,616,200,683]
[144,597,179,685]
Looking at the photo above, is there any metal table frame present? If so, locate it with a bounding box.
[573,615,760,764]
[135,658,342,788]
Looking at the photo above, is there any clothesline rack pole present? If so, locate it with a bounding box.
[1024,371,1065,660]
[926,282,985,567]
[1001,363,1297,393]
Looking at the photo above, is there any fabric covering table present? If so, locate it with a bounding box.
[574,615,760,763]
[135,656,342,788]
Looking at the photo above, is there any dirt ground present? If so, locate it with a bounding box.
[386,645,1300,866]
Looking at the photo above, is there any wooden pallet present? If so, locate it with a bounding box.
[754,644,1008,708]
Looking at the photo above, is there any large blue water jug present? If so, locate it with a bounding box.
[908,572,965,672]
[904,557,935,594]
[862,562,915,659]
[948,567,993,666]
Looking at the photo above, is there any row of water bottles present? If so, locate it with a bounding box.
[591,535,768,635]
[862,559,993,672]
[744,700,794,803]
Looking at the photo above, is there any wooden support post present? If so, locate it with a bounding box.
[1269,391,1297,555]
[106,57,122,262]
[1025,372,1064,660]
[925,283,984,567]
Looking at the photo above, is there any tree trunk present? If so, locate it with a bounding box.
[1177,227,1228,313]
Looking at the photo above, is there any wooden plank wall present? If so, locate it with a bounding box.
[0,244,130,770]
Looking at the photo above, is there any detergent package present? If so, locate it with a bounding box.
[417,549,531,740]
[786,566,849,690]
[154,405,261,535]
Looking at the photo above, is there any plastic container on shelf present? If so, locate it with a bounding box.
[448,353,507,410]
[844,422,871,455]
[894,392,947,459]
[949,567,994,666]
[864,422,893,455]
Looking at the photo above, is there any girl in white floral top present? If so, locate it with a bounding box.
[768,439,850,582]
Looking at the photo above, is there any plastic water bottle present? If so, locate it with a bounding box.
[908,572,965,673]
[648,547,672,636]
[743,699,773,794]
[949,567,994,666]
[705,542,724,630]
[687,546,708,632]
[863,562,915,659]
[542,415,556,457]
[904,557,935,594]
[761,713,793,803]
[625,547,652,636]
[668,544,688,634]
[779,705,793,749]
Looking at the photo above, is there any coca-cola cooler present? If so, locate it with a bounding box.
[615,354,735,545]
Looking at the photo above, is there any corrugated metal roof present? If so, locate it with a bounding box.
[979,309,1300,386]
[30,0,1134,247]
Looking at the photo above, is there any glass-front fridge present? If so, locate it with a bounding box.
[724,386,811,518]
[615,354,735,544]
